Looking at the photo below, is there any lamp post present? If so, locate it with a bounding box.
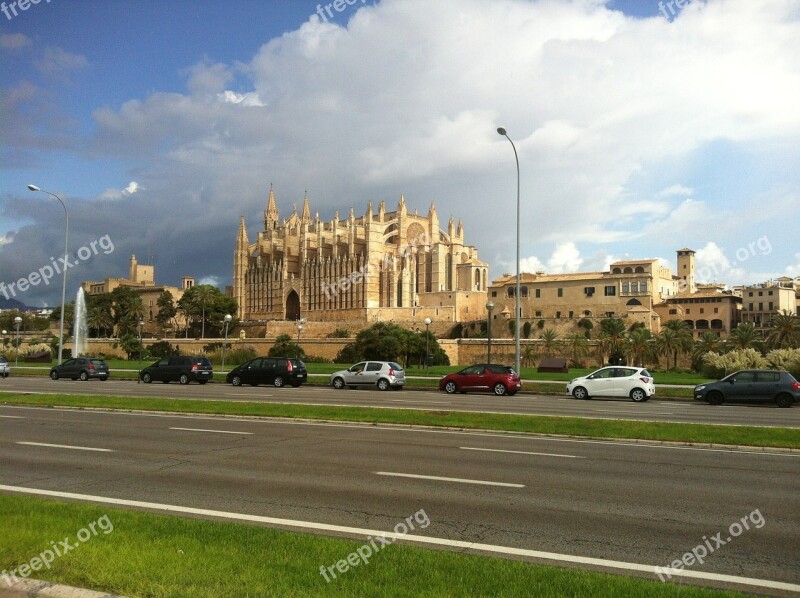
[486,301,494,364]
[2,330,7,353]
[496,128,521,373]
[423,317,432,369]
[137,319,144,365]
[14,316,22,367]
[297,322,303,344]
[221,314,232,372]
[28,185,68,365]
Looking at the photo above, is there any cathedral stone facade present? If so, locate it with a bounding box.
[233,189,488,325]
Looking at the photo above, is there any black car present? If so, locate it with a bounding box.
[139,356,213,385]
[694,370,800,408]
[226,357,307,388]
[50,357,109,381]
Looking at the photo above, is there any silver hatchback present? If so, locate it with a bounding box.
[330,361,406,391]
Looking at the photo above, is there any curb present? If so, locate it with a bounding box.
[0,579,127,598]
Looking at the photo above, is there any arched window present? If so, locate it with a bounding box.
[622,282,629,294]
[623,267,633,274]
[612,267,622,274]
[626,298,642,306]
[630,282,638,293]
[521,286,529,298]
[635,266,645,273]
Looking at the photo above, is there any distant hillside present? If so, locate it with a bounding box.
[0,297,28,311]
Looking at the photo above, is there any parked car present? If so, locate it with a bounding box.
[49,357,109,381]
[0,356,9,378]
[330,361,406,391]
[566,366,654,402]
[694,370,800,408]
[226,357,307,387]
[139,356,213,385]
[439,364,521,396]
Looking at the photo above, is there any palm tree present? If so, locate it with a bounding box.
[87,306,113,338]
[656,321,693,369]
[625,327,653,367]
[193,285,217,339]
[521,344,537,368]
[539,329,559,358]
[562,333,590,365]
[691,331,721,371]
[728,322,762,352]
[594,332,612,366]
[599,318,627,363]
[764,312,800,350]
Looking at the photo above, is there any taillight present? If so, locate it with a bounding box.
[640,377,650,383]
[87,362,95,370]
[389,367,395,376]
[287,360,293,372]
[792,381,800,392]
[192,364,198,371]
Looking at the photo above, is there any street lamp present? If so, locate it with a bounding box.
[221,314,232,372]
[496,128,521,373]
[28,184,68,365]
[138,319,145,366]
[297,321,303,343]
[14,316,22,367]
[485,301,494,364]
[1,330,6,353]
[423,317,432,369]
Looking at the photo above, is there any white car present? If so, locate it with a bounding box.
[566,366,655,402]
[330,361,406,391]
[0,356,9,378]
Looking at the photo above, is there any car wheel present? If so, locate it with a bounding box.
[179,374,189,385]
[775,393,794,408]
[79,371,89,381]
[142,373,152,383]
[572,386,588,400]
[50,371,59,380]
[377,378,390,391]
[273,376,285,388]
[707,391,724,405]
[493,383,507,396]
[231,376,242,386]
[198,380,208,385]
[630,388,647,402]
[332,377,345,390]
[444,381,457,394]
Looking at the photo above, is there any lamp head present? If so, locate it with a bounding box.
[224,314,233,323]
[423,317,432,326]
[496,127,507,136]
[14,316,22,324]
[486,301,494,310]
[27,184,40,192]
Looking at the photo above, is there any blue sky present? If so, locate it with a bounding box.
[1,0,799,307]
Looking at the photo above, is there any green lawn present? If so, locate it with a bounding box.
[0,494,749,598]
[2,393,797,448]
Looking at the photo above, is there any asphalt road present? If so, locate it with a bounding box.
[1,405,798,595]
[2,376,800,428]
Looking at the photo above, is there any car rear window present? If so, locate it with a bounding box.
[641,369,652,378]
[193,358,212,368]
[388,362,403,371]
[290,359,305,369]
[90,359,106,366]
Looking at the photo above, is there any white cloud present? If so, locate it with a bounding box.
[694,242,745,283]
[786,254,800,277]
[657,184,693,198]
[520,242,584,274]
[99,181,140,201]
[0,33,32,50]
[35,47,90,76]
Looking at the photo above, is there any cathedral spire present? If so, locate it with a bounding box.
[236,216,250,249]
[301,191,311,223]
[264,185,279,231]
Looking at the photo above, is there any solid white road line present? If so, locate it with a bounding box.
[169,427,253,435]
[374,471,525,488]
[390,400,448,404]
[460,447,584,459]
[16,441,113,452]
[0,484,796,593]
[594,409,675,415]
[0,415,25,418]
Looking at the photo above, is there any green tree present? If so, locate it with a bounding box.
[156,291,178,334]
[521,343,537,367]
[335,322,448,366]
[268,334,306,359]
[625,327,653,367]
[764,312,800,350]
[87,305,113,338]
[539,329,559,358]
[178,285,237,338]
[562,333,590,365]
[691,331,722,371]
[728,322,762,352]
[656,321,693,369]
[599,318,627,363]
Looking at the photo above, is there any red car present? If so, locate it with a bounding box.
[439,364,521,396]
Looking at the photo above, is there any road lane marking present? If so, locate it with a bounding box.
[0,415,25,418]
[16,442,113,452]
[390,400,448,404]
[374,471,524,488]
[169,427,253,435]
[594,410,675,415]
[0,485,796,594]
[229,393,273,397]
[460,447,584,459]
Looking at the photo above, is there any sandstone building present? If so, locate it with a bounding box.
[233,189,488,325]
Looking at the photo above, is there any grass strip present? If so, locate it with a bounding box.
[0,494,748,598]
[2,393,797,448]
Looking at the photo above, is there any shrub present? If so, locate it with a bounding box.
[304,355,332,363]
[702,349,767,378]
[148,341,178,358]
[537,320,545,329]
[522,321,532,339]
[765,348,800,378]
[451,323,464,339]
[578,318,593,330]
[326,328,350,339]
